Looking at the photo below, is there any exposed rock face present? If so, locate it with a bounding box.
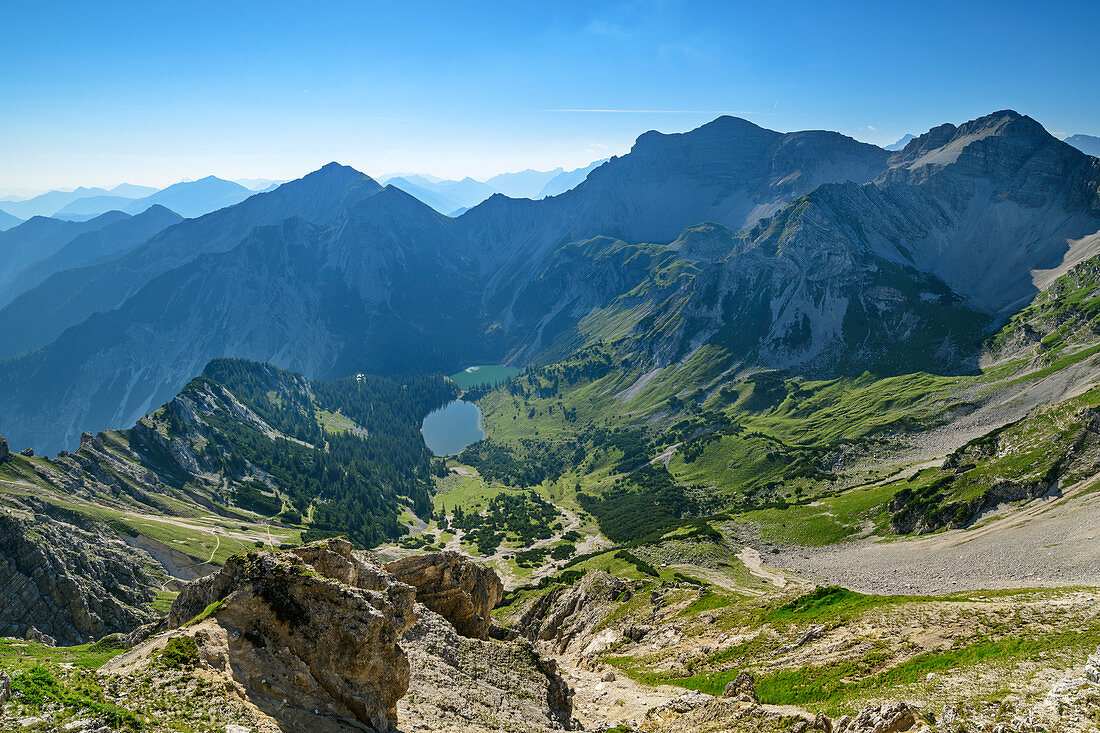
[157,539,417,732]
[110,543,574,732]
[0,669,9,711]
[0,506,163,645]
[723,671,758,702]
[166,537,399,628]
[399,602,574,732]
[512,570,632,655]
[384,551,503,639]
[0,436,8,462]
[1086,646,1100,683]
[834,701,917,733]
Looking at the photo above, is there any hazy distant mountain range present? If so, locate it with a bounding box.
[234,177,288,191]
[0,185,132,219]
[1065,133,1100,157]
[0,209,22,231]
[0,177,253,221]
[377,160,608,214]
[0,161,606,225]
[1,110,1097,453]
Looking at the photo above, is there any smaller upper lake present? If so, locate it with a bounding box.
[448,364,521,391]
[421,400,485,456]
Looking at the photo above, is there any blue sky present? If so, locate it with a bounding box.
[3,0,1098,190]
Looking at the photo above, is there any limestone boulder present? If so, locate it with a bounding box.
[384,551,503,639]
[835,701,917,733]
[1085,645,1100,683]
[157,538,417,732]
[723,670,758,702]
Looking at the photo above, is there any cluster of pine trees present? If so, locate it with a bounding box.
[168,359,459,548]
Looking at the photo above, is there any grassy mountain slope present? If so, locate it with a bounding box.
[459,252,1100,547]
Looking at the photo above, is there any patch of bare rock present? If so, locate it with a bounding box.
[0,502,165,645]
[103,539,573,732]
[630,686,925,733]
[384,550,504,640]
[399,603,573,732]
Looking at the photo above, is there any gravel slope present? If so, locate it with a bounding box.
[769,479,1100,594]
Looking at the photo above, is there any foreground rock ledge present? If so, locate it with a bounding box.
[107,538,418,732]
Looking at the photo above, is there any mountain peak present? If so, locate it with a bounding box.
[302,162,375,186]
[631,115,773,152]
[884,134,916,151]
[964,109,1048,140]
[134,203,178,219]
[888,109,1063,177]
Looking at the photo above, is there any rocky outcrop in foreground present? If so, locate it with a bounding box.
[110,538,418,732]
[105,543,573,732]
[385,550,504,639]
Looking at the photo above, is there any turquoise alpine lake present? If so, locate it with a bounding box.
[421,400,485,456]
[448,364,521,390]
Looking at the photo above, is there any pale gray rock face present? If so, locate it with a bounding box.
[399,603,574,732]
[0,506,163,645]
[874,111,1100,313]
[546,111,1100,376]
[1085,646,1100,683]
[833,701,916,733]
[512,570,632,655]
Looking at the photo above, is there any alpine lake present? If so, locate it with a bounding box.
[420,365,521,456]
